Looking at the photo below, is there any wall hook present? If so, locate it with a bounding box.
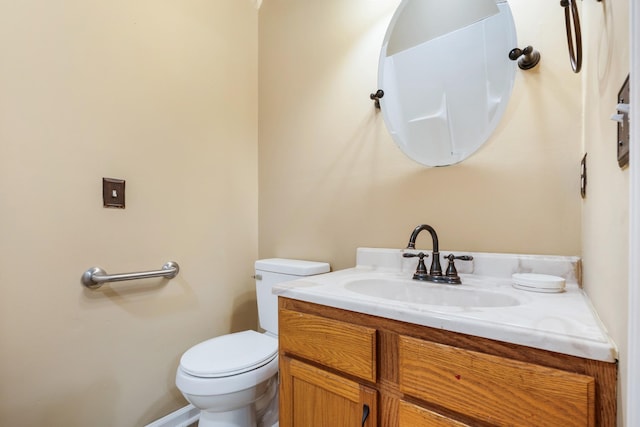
[508,46,541,70]
[370,89,384,109]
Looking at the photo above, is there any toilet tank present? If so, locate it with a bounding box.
[255,258,330,335]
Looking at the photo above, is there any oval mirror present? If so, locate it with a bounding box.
[378,0,517,167]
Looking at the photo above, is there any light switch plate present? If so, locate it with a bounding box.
[617,74,630,168]
[103,178,125,208]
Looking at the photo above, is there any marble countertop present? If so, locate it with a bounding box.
[274,248,618,363]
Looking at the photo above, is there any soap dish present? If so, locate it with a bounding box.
[512,273,566,293]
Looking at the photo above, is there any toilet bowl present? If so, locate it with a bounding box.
[176,331,279,427]
[176,259,330,427]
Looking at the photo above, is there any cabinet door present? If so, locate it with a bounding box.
[280,356,377,427]
[399,336,595,427]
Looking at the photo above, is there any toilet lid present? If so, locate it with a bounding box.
[180,330,278,378]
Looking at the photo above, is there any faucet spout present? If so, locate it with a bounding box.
[406,224,442,276]
[407,224,439,251]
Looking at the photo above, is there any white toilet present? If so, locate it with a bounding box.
[176,258,330,427]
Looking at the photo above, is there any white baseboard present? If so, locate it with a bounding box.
[145,404,200,427]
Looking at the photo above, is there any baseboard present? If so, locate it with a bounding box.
[145,404,200,427]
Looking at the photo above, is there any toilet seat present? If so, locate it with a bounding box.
[176,331,279,396]
[180,330,278,378]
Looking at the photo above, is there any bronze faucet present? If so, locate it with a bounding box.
[405,224,442,276]
[403,224,472,285]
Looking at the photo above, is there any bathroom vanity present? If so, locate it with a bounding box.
[275,248,618,426]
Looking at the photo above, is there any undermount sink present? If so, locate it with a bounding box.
[343,278,521,308]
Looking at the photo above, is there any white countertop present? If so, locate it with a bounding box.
[273,248,618,363]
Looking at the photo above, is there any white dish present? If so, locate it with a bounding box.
[512,273,565,291]
[512,283,565,293]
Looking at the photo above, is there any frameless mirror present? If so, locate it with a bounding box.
[378,0,517,167]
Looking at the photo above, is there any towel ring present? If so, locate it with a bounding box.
[561,0,582,73]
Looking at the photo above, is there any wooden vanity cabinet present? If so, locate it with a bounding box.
[278,297,617,427]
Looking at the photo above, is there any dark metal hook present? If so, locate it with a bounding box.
[370,89,384,109]
[508,46,541,70]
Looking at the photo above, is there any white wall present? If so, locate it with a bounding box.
[0,1,258,425]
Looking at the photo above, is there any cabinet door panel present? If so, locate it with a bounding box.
[398,401,471,427]
[399,336,595,427]
[280,357,377,427]
[279,308,376,382]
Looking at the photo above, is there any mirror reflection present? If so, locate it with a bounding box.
[378,0,517,167]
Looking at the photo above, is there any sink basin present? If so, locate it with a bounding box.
[344,278,521,308]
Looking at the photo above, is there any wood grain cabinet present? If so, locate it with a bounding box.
[280,357,377,427]
[279,297,617,427]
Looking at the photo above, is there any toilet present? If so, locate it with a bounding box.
[175,258,330,427]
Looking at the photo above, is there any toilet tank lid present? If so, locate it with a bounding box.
[255,258,330,276]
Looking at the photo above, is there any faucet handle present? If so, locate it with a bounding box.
[403,252,430,280]
[402,252,429,259]
[445,254,474,278]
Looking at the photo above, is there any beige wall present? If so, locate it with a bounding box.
[259,0,582,271]
[0,1,258,426]
[259,0,630,423]
[581,0,630,424]
[0,0,630,425]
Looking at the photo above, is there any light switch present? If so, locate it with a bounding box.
[103,178,125,208]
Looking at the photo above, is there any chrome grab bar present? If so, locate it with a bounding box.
[81,261,180,289]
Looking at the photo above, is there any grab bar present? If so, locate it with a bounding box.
[81,261,180,289]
